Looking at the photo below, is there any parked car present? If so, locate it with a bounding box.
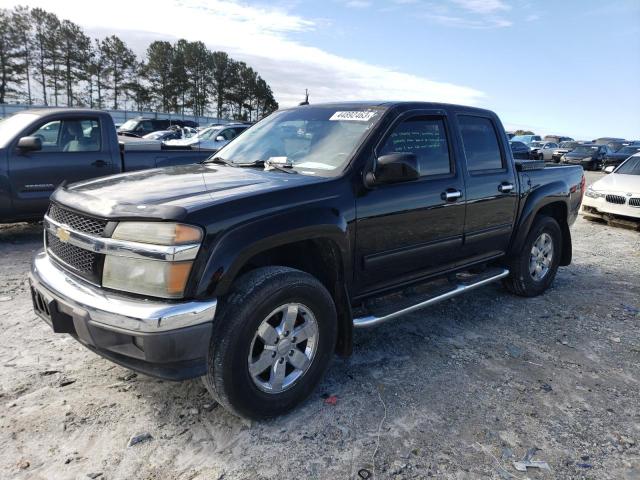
[29,101,586,419]
[529,141,559,161]
[593,137,626,152]
[511,134,542,145]
[165,123,249,151]
[602,145,640,169]
[0,109,213,222]
[142,130,183,141]
[509,140,530,159]
[583,153,640,220]
[506,131,515,140]
[117,117,198,138]
[551,141,582,163]
[544,135,574,144]
[562,143,613,170]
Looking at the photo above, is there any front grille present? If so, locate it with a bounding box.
[605,195,626,205]
[48,204,108,236]
[629,198,640,208]
[46,231,101,281]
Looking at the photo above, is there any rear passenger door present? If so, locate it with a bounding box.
[456,114,518,262]
[355,111,466,294]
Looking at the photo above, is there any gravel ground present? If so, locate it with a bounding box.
[0,171,638,480]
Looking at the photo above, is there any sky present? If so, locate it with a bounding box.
[1,0,639,139]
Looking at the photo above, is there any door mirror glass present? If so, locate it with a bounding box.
[369,153,419,185]
[604,165,615,174]
[17,136,42,152]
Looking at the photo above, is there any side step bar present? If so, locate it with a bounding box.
[353,268,510,328]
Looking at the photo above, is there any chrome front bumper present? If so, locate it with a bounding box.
[30,251,217,334]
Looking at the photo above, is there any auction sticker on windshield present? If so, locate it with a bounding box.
[329,111,378,122]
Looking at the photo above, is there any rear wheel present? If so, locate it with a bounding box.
[203,266,337,419]
[503,216,562,297]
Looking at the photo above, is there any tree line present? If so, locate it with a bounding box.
[0,6,279,121]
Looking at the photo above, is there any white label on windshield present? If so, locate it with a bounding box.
[329,111,377,122]
[267,156,288,164]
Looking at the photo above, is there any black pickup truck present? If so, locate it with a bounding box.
[0,109,213,223]
[29,102,585,419]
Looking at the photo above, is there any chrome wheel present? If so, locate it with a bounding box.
[248,303,319,394]
[529,232,554,281]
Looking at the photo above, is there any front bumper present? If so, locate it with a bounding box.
[582,196,640,220]
[29,251,217,380]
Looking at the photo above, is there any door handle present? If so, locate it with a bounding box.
[92,160,108,167]
[441,189,463,202]
[498,182,514,193]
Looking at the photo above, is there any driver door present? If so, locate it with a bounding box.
[8,117,110,217]
[354,111,467,295]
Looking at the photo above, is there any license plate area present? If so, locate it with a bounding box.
[30,285,76,334]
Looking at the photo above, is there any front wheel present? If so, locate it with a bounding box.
[503,216,562,297]
[203,267,337,419]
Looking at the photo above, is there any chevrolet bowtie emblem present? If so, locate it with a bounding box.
[56,227,71,243]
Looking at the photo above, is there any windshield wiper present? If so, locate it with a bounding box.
[263,158,297,174]
[204,157,297,173]
[204,156,235,166]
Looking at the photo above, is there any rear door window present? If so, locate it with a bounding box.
[458,115,505,172]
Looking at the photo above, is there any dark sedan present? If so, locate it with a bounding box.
[603,145,640,168]
[551,141,581,163]
[562,144,613,170]
[509,140,531,160]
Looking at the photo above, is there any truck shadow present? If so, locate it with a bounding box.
[0,221,43,245]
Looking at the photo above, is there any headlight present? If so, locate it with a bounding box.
[585,187,603,199]
[112,222,202,245]
[105,222,203,298]
[103,256,193,298]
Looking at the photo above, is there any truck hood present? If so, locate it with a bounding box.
[51,163,323,221]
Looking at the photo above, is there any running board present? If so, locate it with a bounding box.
[352,268,510,328]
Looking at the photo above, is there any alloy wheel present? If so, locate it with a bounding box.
[248,303,319,394]
[529,232,554,281]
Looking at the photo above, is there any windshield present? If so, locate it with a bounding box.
[210,106,385,175]
[0,113,40,148]
[530,141,544,148]
[560,141,578,149]
[197,126,223,140]
[511,135,531,143]
[572,145,598,154]
[616,156,640,175]
[119,119,138,130]
[616,146,640,155]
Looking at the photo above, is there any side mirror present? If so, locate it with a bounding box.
[366,153,419,186]
[17,136,42,152]
[215,135,225,142]
[604,166,615,174]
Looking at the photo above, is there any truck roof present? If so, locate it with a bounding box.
[14,107,109,117]
[287,101,497,116]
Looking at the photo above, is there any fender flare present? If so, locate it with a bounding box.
[508,180,572,265]
[194,207,351,299]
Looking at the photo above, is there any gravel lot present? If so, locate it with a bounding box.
[0,171,638,480]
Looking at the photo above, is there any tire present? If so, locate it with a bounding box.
[203,266,337,419]
[538,153,544,161]
[503,216,562,297]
